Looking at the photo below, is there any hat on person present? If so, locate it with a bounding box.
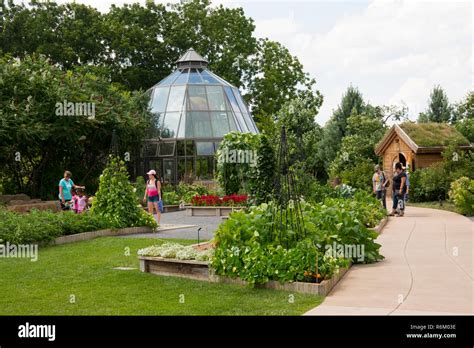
[146,170,156,175]
[374,164,381,171]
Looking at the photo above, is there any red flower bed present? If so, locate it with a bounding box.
[191,194,247,207]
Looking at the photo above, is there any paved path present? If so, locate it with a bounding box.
[118,210,223,240]
[305,207,473,315]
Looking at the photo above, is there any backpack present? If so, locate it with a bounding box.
[381,171,390,189]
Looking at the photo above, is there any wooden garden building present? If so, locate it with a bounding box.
[375,122,471,179]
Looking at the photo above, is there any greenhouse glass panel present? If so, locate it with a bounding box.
[161,112,181,138]
[196,142,215,155]
[206,86,227,111]
[228,112,238,131]
[150,87,169,113]
[224,86,241,114]
[159,142,175,156]
[166,86,186,112]
[158,71,180,86]
[188,112,212,137]
[232,88,249,114]
[200,70,220,84]
[188,69,203,84]
[141,143,158,157]
[242,112,258,133]
[210,111,230,137]
[188,86,209,111]
[185,140,195,156]
[234,112,249,132]
[173,69,189,85]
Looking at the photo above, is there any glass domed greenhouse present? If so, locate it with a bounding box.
[138,48,259,184]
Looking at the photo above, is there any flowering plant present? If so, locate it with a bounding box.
[191,194,248,207]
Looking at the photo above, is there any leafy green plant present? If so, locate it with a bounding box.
[254,133,275,204]
[133,176,146,206]
[211,195,384,286]
[162,191,180,205]
[216,131,260,195]
[0,209,113,244]
[449,177,474,215]
[91,156,157,229]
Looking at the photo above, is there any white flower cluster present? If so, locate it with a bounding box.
[138,242,214,261]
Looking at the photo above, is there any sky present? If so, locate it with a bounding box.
[54,0,472,125]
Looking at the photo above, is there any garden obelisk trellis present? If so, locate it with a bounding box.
[270,126,306,247]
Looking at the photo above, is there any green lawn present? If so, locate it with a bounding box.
[0,237,323,315]
[407,201,459,214]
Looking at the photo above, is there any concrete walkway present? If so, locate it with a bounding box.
[118,210,223,240]
[305,207,473,315]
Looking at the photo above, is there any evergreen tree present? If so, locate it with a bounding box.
[418,85,452,123]
[316,86,365,174]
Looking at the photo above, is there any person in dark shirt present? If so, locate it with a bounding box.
[390,162,407,217]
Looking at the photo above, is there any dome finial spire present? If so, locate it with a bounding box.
[175,48,208,69]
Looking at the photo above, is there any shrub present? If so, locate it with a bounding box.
[449,177,474,215]
[91,156,157,229]
[410,147,473,203]
[305,181,338,203]
[0,209,112,244]
[0,209,62,245]
[162,191,180,205]
[338,158,375,191]
[409,163,450,202]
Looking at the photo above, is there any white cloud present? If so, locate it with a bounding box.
[253,0,472,124]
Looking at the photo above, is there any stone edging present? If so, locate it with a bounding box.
[371,216,389,234]
[53,226,153,245]
[185,206,244,217]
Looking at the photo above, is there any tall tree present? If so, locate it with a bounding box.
[0,54,153,198]
[245,39,322,128]
[418,85,452,123]
[274,97,324,180]
[0,0,106,68]
[316,86,365,175]
[452,91,474,142]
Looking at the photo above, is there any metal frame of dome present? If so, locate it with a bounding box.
[137,49,259,184]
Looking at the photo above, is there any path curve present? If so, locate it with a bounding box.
[305,206,473,315]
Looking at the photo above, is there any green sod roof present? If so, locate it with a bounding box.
[399,122,470,147]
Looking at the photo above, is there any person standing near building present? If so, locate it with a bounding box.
[390,162,407,217]
[372,165,388,210]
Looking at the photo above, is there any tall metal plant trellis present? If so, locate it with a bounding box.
[270,126,306,248]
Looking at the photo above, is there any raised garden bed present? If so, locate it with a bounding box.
[139,256,209,281]
[143,204,185,213]
[139,256,350,296]
[53,226,153,245]
[7,200,60,213]
[185,206,243,217]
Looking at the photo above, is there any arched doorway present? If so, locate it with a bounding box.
[398,153,407,167]
[392,153,407,170]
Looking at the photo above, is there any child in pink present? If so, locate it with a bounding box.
[72,189,88,214]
